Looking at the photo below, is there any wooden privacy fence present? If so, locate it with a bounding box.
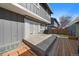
[48,28,78,40]
[48,28,69,35]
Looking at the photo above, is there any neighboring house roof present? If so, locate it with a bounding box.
[47,18,60,29]
[51,18,60,26]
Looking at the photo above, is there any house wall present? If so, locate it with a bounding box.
[67,23,79,38]
[24,18,47,39]
[0,3,51,53]
[18,3,51,22]
[24,18,41,39]
[40,24,47,33]
[0,8,24,52]
[0,7,47,52]
[75,23,79,37]
[67,24,76,36]
[18,3,50,38]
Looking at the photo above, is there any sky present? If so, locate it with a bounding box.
[48,3,79,22]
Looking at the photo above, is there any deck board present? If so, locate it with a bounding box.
[47,37,78,56]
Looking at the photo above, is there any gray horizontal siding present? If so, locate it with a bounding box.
[75,23,79,37]
[0,8,24,53]
[67,24,76,36]
[18,3,51,22]
[67,23,79,37]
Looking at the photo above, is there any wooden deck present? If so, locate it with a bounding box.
[2,34,79,56]
[47,37,79,56]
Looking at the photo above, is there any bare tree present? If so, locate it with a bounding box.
[59,16,71,28]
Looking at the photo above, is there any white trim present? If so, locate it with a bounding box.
[0,3,50,24]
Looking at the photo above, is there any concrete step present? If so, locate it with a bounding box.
[23,34,57,55]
